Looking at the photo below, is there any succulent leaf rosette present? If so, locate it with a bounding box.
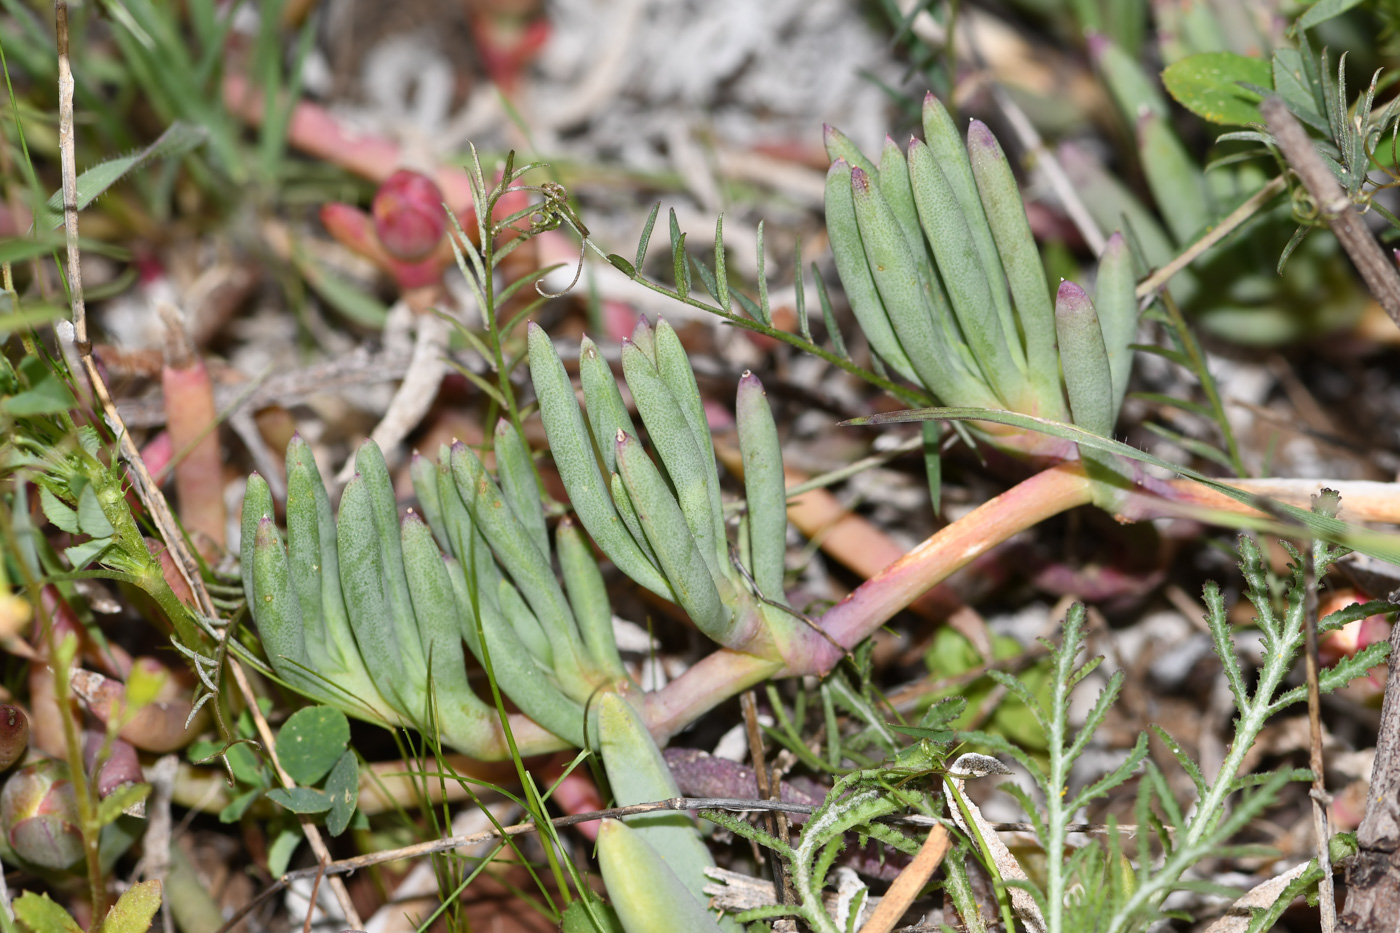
[824,94,1137,468]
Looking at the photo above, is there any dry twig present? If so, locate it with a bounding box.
[1262,96,1400,328]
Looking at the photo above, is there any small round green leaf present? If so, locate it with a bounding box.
[1162,52,1272,126]
[275,706,349,785]
[266,786,332,813]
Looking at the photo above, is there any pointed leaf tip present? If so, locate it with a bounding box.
[1057,280,1091,307]
[850,165,872,192]
[966,119,997,150]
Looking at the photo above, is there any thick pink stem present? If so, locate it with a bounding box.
[814,462,1095,669]
[1162,478,1400,523]
[222,73,476,214]
[162,320,225,549]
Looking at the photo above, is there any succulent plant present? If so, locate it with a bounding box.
[823,94,1137,463]
[0,705,28,772]
[1,760,83,871]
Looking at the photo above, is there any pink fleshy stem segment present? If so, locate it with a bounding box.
[222,72,477,215]
[1163,478,1400,524]
[160,306,226,550]
[68,668,206,754]
[814,462,1097,670]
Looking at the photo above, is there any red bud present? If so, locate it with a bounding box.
[373,170,448,261]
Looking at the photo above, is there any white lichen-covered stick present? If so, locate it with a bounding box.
[943,753,1047,933]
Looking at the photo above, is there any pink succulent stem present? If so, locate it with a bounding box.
[813,462,1096,671]
[68,667,204,754]
[162,321,226,550]
[222,72,477,214]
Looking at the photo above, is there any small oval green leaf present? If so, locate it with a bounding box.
[1162,52,1272,125]
[266,786,333,814]
[275,706,349,785]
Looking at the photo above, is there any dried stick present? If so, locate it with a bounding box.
[1262,96,1400,328]
[1339,598,1400,929]
[1302,546,1336,932]
[1135,176,1289,302]
[856,824,950,933]
[51,5,360,924]
[741,690,791,906]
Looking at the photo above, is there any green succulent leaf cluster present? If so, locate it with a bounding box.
[528,319,820,668]
[824,96,1137,451]
[239,307,829,933]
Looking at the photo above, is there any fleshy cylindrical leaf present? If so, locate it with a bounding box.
[630,315,657,364]
[1055,282,1114,438]
[401,511,494,740]
[499,577,553,668]
[610,471,659,566]
[653,320,728,568]
[449,442,591,688]
[286,438,357,672]
[921,95,1026,379]
[409,449,451,554]
[527,323,672,599]
[441,554,586,747]
[1094,233,1138,420]
[597,693,727,926]
[851,164,994,408]
[614,431,731,643]
[494,418,549,560]
[824,159,918,382]
[558,518,625,680]
[823,123,879,178]
[966,119,1067,421]
[336,474,422,716]
[1059,144,1177,274]
[284,448,336,674]
[878,136,925,253]
[354,442,422,670]
[596,820,724,933]
[579,335,639,477]
[907,137,1027,409]
[1090,31,1169,125]
[735,373,787,604]
[241,472,274,608]
[1137,109,1211,245]
[621,341,723,581]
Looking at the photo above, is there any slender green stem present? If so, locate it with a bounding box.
[1158,290,1246,477]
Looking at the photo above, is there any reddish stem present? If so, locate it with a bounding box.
[162,313,226,550]
[222,72,477,214]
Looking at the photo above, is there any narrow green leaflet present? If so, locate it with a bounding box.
[1298,0,1364,31]
[1161,52,1272,125]
[38,122,208,229]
